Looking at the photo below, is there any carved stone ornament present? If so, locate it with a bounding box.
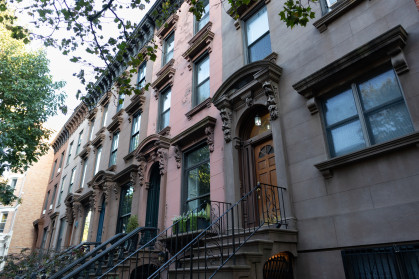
[113,183,120,200]
[263,81,279,121]
[220,108,233,143]
[205,126,215,152]
[174,146,182,169]
[65,204,73,224]
[72,201,82,220]
[89,194,96,211]
[102,182,114,204]
[245,96,253,107]
[157,148,167,175]
[138,159,147,187]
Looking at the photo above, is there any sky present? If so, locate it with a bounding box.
[11,0,155,137]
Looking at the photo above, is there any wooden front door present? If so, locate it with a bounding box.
[254,139,280,224]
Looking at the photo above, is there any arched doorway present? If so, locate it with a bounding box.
[263,252,294,279]
[239,108,278,226]
[143,164,160,243]
[130,264,159,279]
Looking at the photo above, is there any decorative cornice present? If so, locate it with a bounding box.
[158,126,171,137]
[293,25,408,99]
[107,115,123,134]
[226,0,269,20]
[171,116,217,149]
[152,61,176,95]
[79,146,91,159]
[182,22,214,70]
[87,108,98,121]
[156,14,179,40]
[185,97,212,120]
[313,0,364,33]
[126,94,146,116]
[112,108,125,120]
[91,133,106,148]
[315,131,419,178]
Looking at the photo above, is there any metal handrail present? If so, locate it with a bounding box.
[49,234,124,279]
[62,226,157,278]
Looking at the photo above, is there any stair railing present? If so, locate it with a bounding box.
[97,200,231,279]
[61,226,157,278]
[49,233,124,279]
[148,182,287,279]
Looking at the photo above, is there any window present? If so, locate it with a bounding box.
[75,130,83,155]
[43,191,50,214]
[58,151,65,173]
[138,63,147,89]
[48,220,56,249]
[94,146,102,175]
[66,141,73,165]
[101,104,109,127]
[321,69,413,158]
[116,185,133,233]
[0,213,8,233]
[40,227,48,251]
[109,132,119,167]
[81,210,92,242]
[129,112,141,153]
[89,120,95,141]
[195,0,209,33]
[194,54,210,106]
[159,88,171,131]
[68,167,77,194]
[50,184,57,210]
[55,218,66,251]
[51,160,57,180]
[183,145,210,212]
[10,178,17,190]
[117,94,125,112]
[245,6,271,63]
[163,32,175,65]
[341,244,419,279]
[80,158,88,189]
[320,0,339,14]
[57,176,66,205]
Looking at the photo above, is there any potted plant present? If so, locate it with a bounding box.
[172,214,187,234]
[188,205,210,231]
[126,215,139,251]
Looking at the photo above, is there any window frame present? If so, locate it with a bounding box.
[80,158,88,189]
[129,112,141,153]
[50,184,57,210]
[0,213,7,233]
[43,190,50,214]
[10,178,17,190]
[109,132,120,167]
[55,218,66,251]
[116,184,133,233]
[89,119,95,141]
[66,141,73,166]
[158,87,171,132]
[194,0,210,34]
[50,160,57,180]
[75,130,84,155]
[58,151,65,173]
[68,167,77,194]
[137,62,147,89]
[94,146,103,175]
[319,67,414,158]
[182,143,211,213]
[162,32,175,66]
[101,104,109,127]
[193,53,210,107]
[243,5,271,64]
[57,175,66,205]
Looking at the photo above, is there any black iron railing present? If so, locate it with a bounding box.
[97,200,231,279]
[61,226,157,278]
[49,234,125,279]
[98,182,286,279]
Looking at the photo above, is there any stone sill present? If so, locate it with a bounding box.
[315,131,419,178]
[185,98,212,120]
[313,0,364,33]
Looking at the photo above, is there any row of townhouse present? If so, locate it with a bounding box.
[33,0,419,278]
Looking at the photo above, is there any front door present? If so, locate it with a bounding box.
[143,164,160,244]
[96,197,106,242]
[254,139,280,224]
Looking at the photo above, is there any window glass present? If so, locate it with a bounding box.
[94,146,102,175]
[51,160,57,180]
[117,186,133,233]
[322,69,413,157]
[196,0,210,32]
[138,63,147,89]
[68,167,76,193]
[102,104,108,127]
[80,158,88,188]
[75,130,83,155]
[55,219,66,251]
[109,132,119,167]
[66,142,73,165]
[89,120,95,141]
[81,210,92,242]
[10,178,17,189]
[0,213,7,233]
[117,94,125,112]
[50,185,57,209]
[196,55,210,105]
[163,33,175,65]
[185,145,210,212]
[246,6,269,46]
[130,113,141,152]
[160,89,171,130]
[57,176,66,205]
